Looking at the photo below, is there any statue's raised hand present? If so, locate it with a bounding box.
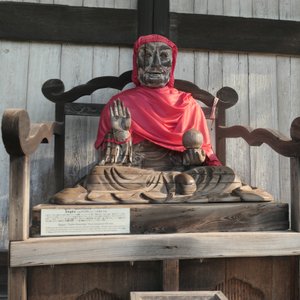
[100,99,132,165]
[110,98,131,142]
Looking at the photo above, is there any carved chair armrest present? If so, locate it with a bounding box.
[218,117,300,157]
[2,109,62,156]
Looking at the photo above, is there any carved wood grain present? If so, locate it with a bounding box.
[77,288,121,300]
[42,71,132,104]
[163,259,179,291]
[218,122,300,157]
[30,203,289,236]
[215,277,264,300]
[8,155,30,300]
[41,71,239,110]
[291,117,300,142]
[10,232,300,267]
[2,109,62,156]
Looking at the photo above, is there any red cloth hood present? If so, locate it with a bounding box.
[132,34,178,88]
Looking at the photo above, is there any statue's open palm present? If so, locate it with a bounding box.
[110,99,131,141]
[100,99,132,165]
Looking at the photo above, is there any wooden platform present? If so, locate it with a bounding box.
[31,202,289,236]
[10,231,300,267]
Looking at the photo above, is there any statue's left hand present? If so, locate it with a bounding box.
[183,148,206,166]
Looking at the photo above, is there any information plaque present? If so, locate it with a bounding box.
[41,208,130,236]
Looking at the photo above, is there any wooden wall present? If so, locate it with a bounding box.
[1,0,300,250]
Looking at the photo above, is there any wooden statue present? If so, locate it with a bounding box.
[52,34,273,204]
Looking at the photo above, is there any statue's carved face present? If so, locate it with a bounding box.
[137,42,173,88]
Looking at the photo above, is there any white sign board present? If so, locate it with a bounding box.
[41,208,130,236]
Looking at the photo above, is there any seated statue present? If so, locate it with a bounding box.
[52,34,273,204]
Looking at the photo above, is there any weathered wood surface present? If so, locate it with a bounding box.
[2,109,61,156]
[130,291,228,299]
[0,252,8,299]
[1,0,300,252]
[10,231,300,267]
[31,203,289,235]
[180,257,298,300]
[0,2,138,46]
[137,0,153,36]
[162,259,179,291]
[291,157,300,231]
[28,261,162,300]
[25,257,297,299]
[2,2,300,56]
[42,71,132,103]
[0,0,138,9]
[9,156,30,242]
[42,70,237,111]
[218,120,300,157]
[169,12,300,55]
[8,155,30,300]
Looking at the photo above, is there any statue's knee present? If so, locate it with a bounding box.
[175,173,196,195]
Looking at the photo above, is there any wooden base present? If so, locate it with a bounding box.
[31,202,289,236]
[26,257,298,300]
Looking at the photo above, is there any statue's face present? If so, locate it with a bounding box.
[137,42,173,88]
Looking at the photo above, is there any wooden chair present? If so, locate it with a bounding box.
[2,70,300,299]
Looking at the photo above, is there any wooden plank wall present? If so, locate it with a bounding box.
[0,0,136,250]
[1,0,300,250]
[171,0,300,213]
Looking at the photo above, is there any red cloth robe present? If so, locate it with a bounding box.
[95,34,221,166]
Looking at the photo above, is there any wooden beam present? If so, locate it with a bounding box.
[1,2,300,56]
[169,12,300,56]
[0,2,137,46]
[10,232,300,267]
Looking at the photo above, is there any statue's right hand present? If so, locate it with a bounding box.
[99,99,132,165]
[109,99,131,142]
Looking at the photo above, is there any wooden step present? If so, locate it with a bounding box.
[31,202,289,236]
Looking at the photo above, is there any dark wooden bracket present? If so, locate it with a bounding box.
[1,109,62,156]
[218,117,300,158]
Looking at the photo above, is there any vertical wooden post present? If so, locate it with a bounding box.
[137,0,154,37]
[290,118,300,232]
[290,157,300,232]
[215,107,226,165]
[54,103,65,192]
[153,0,169,37]
[8,155,30,300]
[137,0,170,37]
[163,259,179,291]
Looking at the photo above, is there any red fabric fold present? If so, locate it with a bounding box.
[95,34,221,166]
[95,86,221,166]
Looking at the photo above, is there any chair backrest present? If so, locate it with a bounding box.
[42,70,238,191]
